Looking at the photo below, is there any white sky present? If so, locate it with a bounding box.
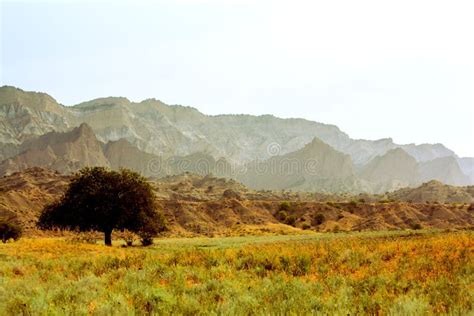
[1,0,473,157]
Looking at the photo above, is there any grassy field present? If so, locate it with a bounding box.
[0,230,473,315]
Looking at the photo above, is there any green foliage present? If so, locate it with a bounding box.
[38,167,167,245]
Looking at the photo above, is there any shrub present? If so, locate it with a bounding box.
[276,211,288,221]
[138,216,165,246]
[0,221,22,243]
[313,213,325,226]
[140,235,154,246]
[223,189,241,200]
[279,201,291,212]
[285,215,297,227]
[332,225,340,233]
[119,230,138,246]
[349,200,358,208]
[301,223,311,230]
[410,223,422,230]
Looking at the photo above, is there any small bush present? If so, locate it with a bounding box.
[313,213,325,226]
[0,221,22,243]
[139,229,157,247]
[276,211,288,221]
[410,223,422,230]
[301,223,311,230]
[223,189,241,200]
[141,235,154,246]
[119,230,138,246]
[285,215,297,227]
[326,201,342,209]
[279,201,291,212]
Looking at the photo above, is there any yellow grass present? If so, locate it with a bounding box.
[0,230,473,314]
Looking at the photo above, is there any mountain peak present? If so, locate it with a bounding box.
[385,147,412,158]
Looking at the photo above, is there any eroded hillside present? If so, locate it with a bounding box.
[1,168,473,236]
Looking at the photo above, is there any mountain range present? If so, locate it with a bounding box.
[1,85,472,193]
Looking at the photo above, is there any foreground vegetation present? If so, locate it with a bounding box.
[0,230,473,315]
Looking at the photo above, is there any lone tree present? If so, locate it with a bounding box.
[38,167,166,246]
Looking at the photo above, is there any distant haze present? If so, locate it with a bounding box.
[1,0,473,156]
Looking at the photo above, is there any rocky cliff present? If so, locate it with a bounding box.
[1,86,473,192]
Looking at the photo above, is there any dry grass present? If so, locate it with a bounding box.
[0,230,473,314]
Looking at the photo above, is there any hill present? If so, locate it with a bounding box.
[388,180,474,203]
[0,167,70,231]
[1,168,473,237]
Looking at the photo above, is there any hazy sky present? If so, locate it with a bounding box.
[1,0,473,157]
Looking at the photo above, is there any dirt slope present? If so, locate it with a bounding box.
[0,168,473,236]
[388,180,474,203]
[0,167,69,231]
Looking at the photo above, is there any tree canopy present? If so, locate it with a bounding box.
[38,167,166,246]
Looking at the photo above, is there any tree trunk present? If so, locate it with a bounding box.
[104,229,112,246]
